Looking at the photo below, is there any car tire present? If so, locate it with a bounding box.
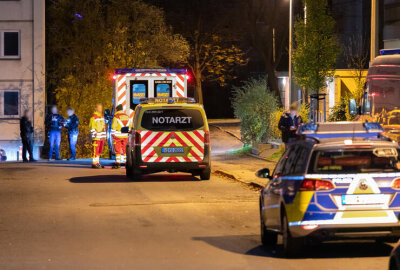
[200,168,211,180]
[282,213,304,258]
[260,206,277,246]
[132,170,142,181]
[125,149,133,179]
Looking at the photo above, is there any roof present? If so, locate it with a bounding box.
[115,68,188,74]
[298,122,384,140]
[371,55,400,66]
[313,138,398,150]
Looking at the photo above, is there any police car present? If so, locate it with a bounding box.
[258,122,400,257]
[125,97,211,181]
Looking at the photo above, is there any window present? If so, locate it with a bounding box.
[0,31,20,59]
[155,80,172,98]
[0,90,19,118]
[130,81,148,106]
[140,109,204,131]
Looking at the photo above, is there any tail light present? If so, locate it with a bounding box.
[134,131,141,146]
[204,130,210,145]
[392,178,400,189]
[300,179,335,191]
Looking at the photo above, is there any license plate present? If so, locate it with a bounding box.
[161,147,184,154]
[342,194,389,205]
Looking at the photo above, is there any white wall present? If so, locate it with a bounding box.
[0,0,45,161]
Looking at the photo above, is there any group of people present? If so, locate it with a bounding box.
[20,106,79,162]
[89,103,131,169]
[20,103,131,168]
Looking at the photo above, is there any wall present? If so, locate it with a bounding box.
[0,0,45,161]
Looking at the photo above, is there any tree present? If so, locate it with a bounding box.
[152,0,248,104]
[245,0,290,106]
[232,77,278,145]
[344,34,369,102]
[292,0,340,97]
[46,0,189,157]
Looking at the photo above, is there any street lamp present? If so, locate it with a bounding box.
[288,0,293,110]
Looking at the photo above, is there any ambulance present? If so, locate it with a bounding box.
[107,68,190,156]
[113,68,189,116]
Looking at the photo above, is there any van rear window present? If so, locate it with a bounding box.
[140,109,204,131]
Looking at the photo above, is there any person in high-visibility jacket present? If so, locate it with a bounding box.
[89,104,106,168]
[111,104,132,169]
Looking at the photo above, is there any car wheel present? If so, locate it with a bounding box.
[125,149,133,179]
[200,168,211,180]
[132,170,142,181]
[282,213,304,258]
[260,206,277,246]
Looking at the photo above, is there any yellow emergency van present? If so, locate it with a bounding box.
[126,97,211,181]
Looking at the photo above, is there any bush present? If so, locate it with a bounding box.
[232,77,278,145]
[328,96,356,122]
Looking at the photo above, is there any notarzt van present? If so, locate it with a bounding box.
[126,98,211,181]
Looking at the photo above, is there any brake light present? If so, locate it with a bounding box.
[301,224,319,230]
[392,178,400,189]
[134,131,141,146]
[300,179,335,191]
[204,130,210,145]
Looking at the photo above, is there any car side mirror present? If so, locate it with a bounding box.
[256,168,271,179]
[349,99,358,115]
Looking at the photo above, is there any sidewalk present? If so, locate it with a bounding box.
[212,154,276,189]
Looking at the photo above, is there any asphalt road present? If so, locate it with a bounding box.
[0,162,394,270]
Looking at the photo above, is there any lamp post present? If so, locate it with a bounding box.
[371,0,379,61]
[288,0,293,110]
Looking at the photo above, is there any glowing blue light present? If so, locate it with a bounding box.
[380,49,400,55]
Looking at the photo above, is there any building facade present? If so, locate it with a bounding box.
[381,0,400,49]
[0,0,45,161]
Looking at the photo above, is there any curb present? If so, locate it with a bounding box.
[209,124,243,143]
[213,169,264,190]
[246,153,277,163]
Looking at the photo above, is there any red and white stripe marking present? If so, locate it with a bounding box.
[115,73,186,111]
[140,130,205,163]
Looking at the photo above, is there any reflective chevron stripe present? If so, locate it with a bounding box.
[139,130,205,163]
[115,73,186,110]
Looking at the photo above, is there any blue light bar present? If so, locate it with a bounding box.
[363,122,383,132]
[297,123,318,134]
[380,49,400,55]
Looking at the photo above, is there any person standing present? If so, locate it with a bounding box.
[45,106,64,160]
[20,110,36,162]
[278,104,303,147]
[65,108,79,160]
[111,105,131,169]
[89,104,106,168]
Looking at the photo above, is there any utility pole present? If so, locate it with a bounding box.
[288,0,293,110]
[371,0,379,61]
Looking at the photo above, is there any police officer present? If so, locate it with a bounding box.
[89,104,106,168]
[111,104,131,169]
[65,108,79,160]
[278,104,303,147]
[45,105,64,160]
[20,109,36,162]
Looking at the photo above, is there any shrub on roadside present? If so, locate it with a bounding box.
[232,77,278,145]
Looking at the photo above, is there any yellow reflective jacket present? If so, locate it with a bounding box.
[89,111,106,140]
[111,110,132,139]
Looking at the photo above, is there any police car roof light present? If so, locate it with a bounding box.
[297,123,318,134]
[380,49,400,55]
[363,122,383,132]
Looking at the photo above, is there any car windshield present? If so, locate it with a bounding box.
[308,148,400,174]
[140,108,204,131]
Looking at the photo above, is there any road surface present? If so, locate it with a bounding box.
[0,161,393,270]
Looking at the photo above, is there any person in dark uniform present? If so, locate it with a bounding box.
[278,104,303,147]
[45,105,64,160]
[64,108,79,160]
[20,109,36,162]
